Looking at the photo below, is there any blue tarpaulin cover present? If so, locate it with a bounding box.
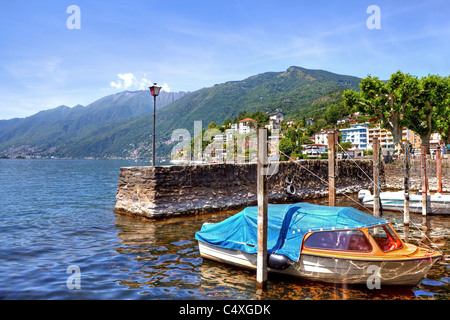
[195,202,386,262]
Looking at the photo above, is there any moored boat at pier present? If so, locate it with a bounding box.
[195,203,443,286]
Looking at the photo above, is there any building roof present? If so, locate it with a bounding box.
[307,143,327,147]
[239,118,257,122]
[315,129,337,134]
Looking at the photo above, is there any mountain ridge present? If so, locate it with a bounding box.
[0,90,188,156]
[0,66,361,158]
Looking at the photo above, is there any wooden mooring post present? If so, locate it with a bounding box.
[373,137,381,217]
[403,143,411,226]
[328,132,336,207]
[421,146,428,216]
[256,128,268,293]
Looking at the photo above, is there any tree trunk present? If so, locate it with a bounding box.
[420,133,431,154]
[391,124,404,155]
[445,127,450,146]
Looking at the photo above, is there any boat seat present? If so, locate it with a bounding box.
[347,234,372,252]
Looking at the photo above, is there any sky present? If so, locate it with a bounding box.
[0,0,449,120]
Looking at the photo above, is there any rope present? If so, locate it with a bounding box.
[408,219,445,255]
[336,143,375,185]
[271,145,373,214]
[270,144,444,255]
[335,142,385,213]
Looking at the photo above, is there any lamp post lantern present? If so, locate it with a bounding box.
[149,83,161,167]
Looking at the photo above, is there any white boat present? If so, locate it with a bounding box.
[195,203,443,286]
[191,160,207,165]
[358,189,450,214]
[170,159,189,165]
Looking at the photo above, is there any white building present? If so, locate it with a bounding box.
[367,126,394,150]
[314,129,338,146]
[430,132,443,151]
[213,134,227,143]
[338,122,443,153]
[238,118,257,134]
[265,118,281,132]
[269,111,284,123]
[268,135,280,158]
[303,144,327,158]
[337,117,351,125]
[340,124,369,150]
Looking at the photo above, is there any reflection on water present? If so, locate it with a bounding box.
[1,159,445,299]
[113,194,449,300]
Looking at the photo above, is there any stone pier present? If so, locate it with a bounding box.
[114,160,377,219]
[384,158,450,192]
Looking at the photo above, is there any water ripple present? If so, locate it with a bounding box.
[0,159,448,300]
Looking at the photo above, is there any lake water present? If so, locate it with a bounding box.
[0,159,448,300]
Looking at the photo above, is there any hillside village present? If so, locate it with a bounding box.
[173,109,447,164]
[2,68,447,161]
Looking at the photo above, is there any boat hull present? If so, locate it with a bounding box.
[198,241,441,286]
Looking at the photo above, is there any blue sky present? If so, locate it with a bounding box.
[0,0,449,119]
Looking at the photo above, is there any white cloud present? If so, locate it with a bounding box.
[110,73,137,89]
[110,81,122,89]
[138,78,153,90]
[161,83,171,93]
[110,73,170,92]
[118,73,136,88]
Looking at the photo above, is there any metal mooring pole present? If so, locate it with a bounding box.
[256,128,268,293]
[373,137,380,217]
[328,132,336,206]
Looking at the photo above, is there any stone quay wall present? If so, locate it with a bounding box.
[384,158,450,192]
[115,160,377,219]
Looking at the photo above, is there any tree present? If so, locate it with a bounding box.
[325,102,349,125]
[343,71,422,154]
[300,116,306,128]
[250,111,269,127]
[223,118,232,127]
[279,138,293,158]
[431,76,450,146]
[340,141,353,150]
[285,127,299,143]
[207,121,217,130]
[405,74,449,152]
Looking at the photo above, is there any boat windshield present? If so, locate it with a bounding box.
[368,224,403,252]
[304,230,372,252]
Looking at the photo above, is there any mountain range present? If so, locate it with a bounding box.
[0,66,361,159]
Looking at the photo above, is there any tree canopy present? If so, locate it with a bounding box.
[343,71,449,153]
[404,74,449,152]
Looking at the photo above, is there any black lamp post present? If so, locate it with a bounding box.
[149,83,161,167]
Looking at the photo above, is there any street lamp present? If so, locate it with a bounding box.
[149,83,161,167]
